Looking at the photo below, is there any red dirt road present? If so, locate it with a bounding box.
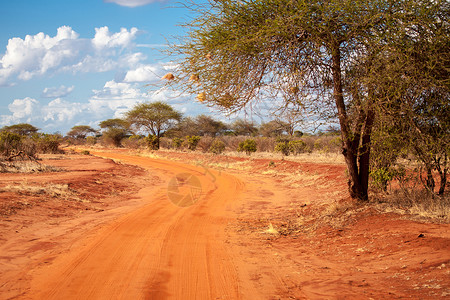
[1,151,449,299]
[28,152,244,299]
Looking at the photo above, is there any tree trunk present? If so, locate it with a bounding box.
[357,108,375,201]
[435,153,447,195]
[426,166,435,193]
[331,45,367,201]
[438,169,447,195]
[156,129,161,150]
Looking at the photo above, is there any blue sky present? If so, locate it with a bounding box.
[0,0,219,134]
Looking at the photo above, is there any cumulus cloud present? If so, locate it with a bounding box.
[42,85,75,98]
[104,0,167,7]
[92,26,139,50]
[122,62,179,83]
[0,26,143,85]
[123,65,159,82]
[92,80,146,100]
[42,98,84,122]
[8,97,39,121]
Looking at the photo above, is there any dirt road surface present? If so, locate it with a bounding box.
[25,152,244,299]
[1,151,449,299]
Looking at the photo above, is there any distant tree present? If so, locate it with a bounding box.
[259,120,289,137]
[166,117,198,138]
[276,110,304,136]
[166,115,228,137]
[208,139,226,154]
[125,101,182,149]
[99,118,130,147]
[194,115,228,136]
[67,125,96,139]
[2,123,39,136]
[99,118,129,130]
[231,119,258,136]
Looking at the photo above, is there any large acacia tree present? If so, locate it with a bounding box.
[126,101,182,149]
[67,125,96,139]
[1,123,39,136]
[99,118,130,147]
[170,0,445,201]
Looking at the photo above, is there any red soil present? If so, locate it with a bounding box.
[0,150,448,299]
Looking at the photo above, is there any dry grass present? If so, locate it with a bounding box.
[0,161,62,173]
[202,160,252,171]
[207,150,345,165]
[372,190,450,222]
[0,181,89,203]
[250,151,344,164]
[283,171,328,188]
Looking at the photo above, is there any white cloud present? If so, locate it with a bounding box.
[136,44,168,49]
[92,80,146,100]
[123,65,159,82]
[104,0,167,7]
[42,85,75,98]
[43,98,83,122]
[92,26,138,50]
[8,97,39,120]
[123,62,179,83]
[0,26,143,85]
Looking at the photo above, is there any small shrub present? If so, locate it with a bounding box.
[301,135,315,153]
[185,136,201,151]
[275,141,291,156]
[274,137,291,156]
[289,140,308,155]
[370,166,406,191]
[209,139,226,155]
[145,135,160,150]
[19,138,37,158]
[0,131,22,157]
[81,150,90,155]
[34,134,62,154]
[237,139,257,155]
[172,137,184,149]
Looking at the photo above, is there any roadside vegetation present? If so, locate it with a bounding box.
[0,124,63,173]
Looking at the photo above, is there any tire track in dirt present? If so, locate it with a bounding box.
[27,152,244,299]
